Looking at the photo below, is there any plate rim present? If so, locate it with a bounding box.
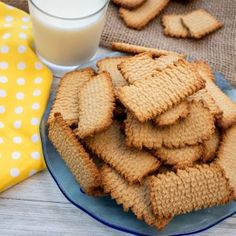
[40,52,236,236]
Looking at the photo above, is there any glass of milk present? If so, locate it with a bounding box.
[28,0,109,76]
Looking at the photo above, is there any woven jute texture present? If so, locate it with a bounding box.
[4,0,236,83]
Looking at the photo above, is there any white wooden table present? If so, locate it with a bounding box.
[1,48,236,236]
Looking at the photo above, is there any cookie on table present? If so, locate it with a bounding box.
[85,121,160,184]
[119,0,170,30]
[150,164,233,218]
[162,14,189,38]
[112,0,146,9]
[112,41,183,57]
[48,113,102,196]
[77,72,115,139]
[181,9,223,39]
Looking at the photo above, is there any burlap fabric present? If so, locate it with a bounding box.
[3,0,235,83]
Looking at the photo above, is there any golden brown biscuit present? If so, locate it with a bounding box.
[154,53,184,70]
[155,145,203,169]
[112,0,146,9]
[118,60,205,122]
[125,101,215,149]
[162,14,189,38]
[97,56,129,89]
[154,101,190,126]
[195,61,236,129]
[150,164,233,218]
[48,68,95,125]
[217,125,236,199]
[181,9,223,39]
[101,166,172,229]
[85,122,160,184]
[119,0,170,30]
[202,129,220,162]
[48,113,102,196]
[118,52,158,84]
[111,42,181,57]
[77,72,115,139]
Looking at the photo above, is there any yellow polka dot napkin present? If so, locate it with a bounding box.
[0,2,52,192]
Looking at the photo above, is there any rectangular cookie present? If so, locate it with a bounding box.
[181,9,223,39]
[119,0,170,30]
[162,14,189,38]
[195,61,236,129]
[48,68,95,125]
[125,101,215,149]
[96,56,129,89]
[118,60,205,122]
[101,166,172,230]
[48,113,102,196]
[216,125,236,200]
[77,72,115,139]
[85,121,160,184]
[154,54,184,70]
[154,145,203,170]
[112,0,146,9]
[150,164,233,218]
[111,42,181,57]
[154,101,190,126]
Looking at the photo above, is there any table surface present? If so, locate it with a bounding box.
[1,48,236,236]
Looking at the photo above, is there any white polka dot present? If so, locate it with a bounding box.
[11,152,21,160]
[3,23,12,28]
[0,106,5,113]
[6,5,14,10]
[5,16,13,22]
[2,33,11,39]
[10,168,20,177]
[13,120,22,128]
[0,62,9,69]
[16,92,25,100]
[18,45,26,54]
[15,106,23,114]
[33,89,41,96]
[19,33,27,39]
[17,62,26,70]
[31,151,40,160]
[0,122,4,128]
[32,134,39,143]
[0,137,4,144]
[32,103,40,110]
[35,62,43,70]
[0,76,8,83]
[22,16,30,22]
[29,169,37,177]
[0,46,9,54]
[17,77,25,85]
[31,118,39,126]
[21,25,29,30]
[13,137,22,144]
[34,77,42,84]
[0,89,7,98]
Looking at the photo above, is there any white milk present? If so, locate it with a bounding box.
[29,0,108,66]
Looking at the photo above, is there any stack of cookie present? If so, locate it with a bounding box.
[48,42,236,230]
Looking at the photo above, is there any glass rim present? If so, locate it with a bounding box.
[28,0,110,20]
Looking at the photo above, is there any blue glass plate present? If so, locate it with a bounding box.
[40,53,236,236]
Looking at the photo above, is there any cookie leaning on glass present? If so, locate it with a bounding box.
[48,42,236,230]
